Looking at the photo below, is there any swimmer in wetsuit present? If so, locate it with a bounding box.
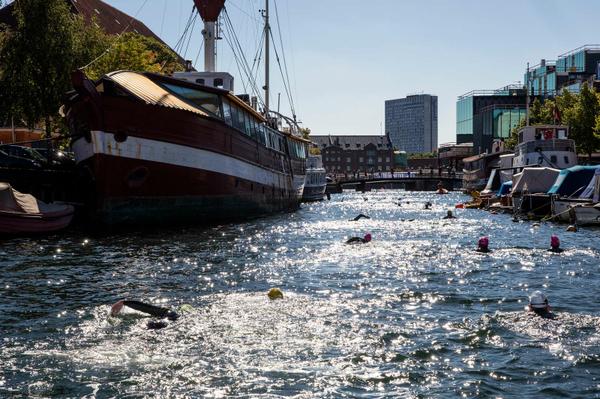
[548,235,564,253]
[443,210,456,219]
[346,233,372,244]
[350,214,370,221]
[528,290,555,319]
[111,300,180,329]
[424,201,433,210]
[476,236,491,253]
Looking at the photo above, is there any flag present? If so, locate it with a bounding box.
[553,103,561,124]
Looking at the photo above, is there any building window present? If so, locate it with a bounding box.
[356,144,361,148]
[345,143,350,148]
[346,165,351,171]
[378,157,382,163]
[346,157,351,163]
[337,157,341,161]
[359,157,364,162]
[386,157,390,162]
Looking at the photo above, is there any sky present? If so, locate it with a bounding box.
[76,1,600,143]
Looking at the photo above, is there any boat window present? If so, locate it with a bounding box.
[195,78,205,85]
[550,155,557,163]
[222,98,232,126]
[564,156,569,164]
[230,104,240,130]
[160,82,222,116]
[214,78,224,88]
[244,111,254,137]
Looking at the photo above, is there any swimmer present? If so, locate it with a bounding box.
[350,214,370,221]
[443,210,456,219]
[476,236,491,253]
[566,224,577,232]
[110,300,180,330]
[548,235,564,253]
[346,233,372,244]
[424,201,433,210]
[528,290,555,319]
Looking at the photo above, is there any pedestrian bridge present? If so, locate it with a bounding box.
[328,172,463,192]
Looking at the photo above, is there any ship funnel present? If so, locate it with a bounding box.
[194,0,226,72]
[194,0,225,22]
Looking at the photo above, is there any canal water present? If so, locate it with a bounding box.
[1,190,599,398]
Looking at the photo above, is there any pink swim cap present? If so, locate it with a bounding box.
[364,233,372,242]
[551,235,560,248]
[478,236,489,248]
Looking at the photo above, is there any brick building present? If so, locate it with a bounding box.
[310,135,394,175]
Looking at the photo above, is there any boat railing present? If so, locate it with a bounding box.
[515,140,575,156]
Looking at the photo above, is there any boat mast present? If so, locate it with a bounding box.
[194,0,225,72]
[263,0,270,117]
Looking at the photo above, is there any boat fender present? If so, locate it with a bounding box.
[455,203,464,209]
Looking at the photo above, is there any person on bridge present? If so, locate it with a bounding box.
[443,210,456,219]
[548,235,564,253]
[346,233,372,244]
[528,290,555,319]
[110,300,184,329]
[476,236,491,253]
[350,214,370,221]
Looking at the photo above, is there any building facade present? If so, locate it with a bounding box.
[456,85,527,154]
[525,46,600,97]
[438,142,474,171]
[385,94,438,153]
[310,135,394,174]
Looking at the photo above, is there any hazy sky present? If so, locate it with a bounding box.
[96,0,600,143]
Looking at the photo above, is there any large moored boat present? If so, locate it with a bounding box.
[64,0,308,225]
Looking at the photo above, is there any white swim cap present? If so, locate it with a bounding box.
[529,290,548,309]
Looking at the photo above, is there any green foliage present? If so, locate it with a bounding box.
[408,152,436,159]
[0,0,76,134]
[0,1,184,134]
[504,86,600,156]
[570,83,600,158]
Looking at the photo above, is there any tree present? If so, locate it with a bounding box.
[299,127,311,140]
[0,0,77,136]
[571,83,600,160]
[0,2,184,134]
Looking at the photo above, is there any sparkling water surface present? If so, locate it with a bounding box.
[1,190,599,398]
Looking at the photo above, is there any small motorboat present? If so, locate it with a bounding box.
[0,182,74,235]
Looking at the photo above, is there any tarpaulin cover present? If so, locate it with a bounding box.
[512,167,560,195]
[580,168,600,201]
[497,181,512,196]
[0,182,67,214]
[547,165,600,196]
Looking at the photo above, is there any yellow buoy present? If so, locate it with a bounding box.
[268,288,284,300]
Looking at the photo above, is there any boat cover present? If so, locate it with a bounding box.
[512,167,560,195]
[482,169,500,194]
[107,71,208,117]
[580,168,600,201]
[0,182,69,214]
[497,181,512,196]
[547,165,600,197]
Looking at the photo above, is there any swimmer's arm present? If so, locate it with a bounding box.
[111,300,170,318]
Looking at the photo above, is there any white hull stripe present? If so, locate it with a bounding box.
[73,131,298,188]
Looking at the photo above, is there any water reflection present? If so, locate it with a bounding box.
[1,190,599,397]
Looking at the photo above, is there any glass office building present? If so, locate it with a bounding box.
[456,85,526,153]
[385,94,438,153]
[525,46,600,97]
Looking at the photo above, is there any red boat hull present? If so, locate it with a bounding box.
[0,207,74,235]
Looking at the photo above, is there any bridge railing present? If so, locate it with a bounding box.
[330,171,464,183]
